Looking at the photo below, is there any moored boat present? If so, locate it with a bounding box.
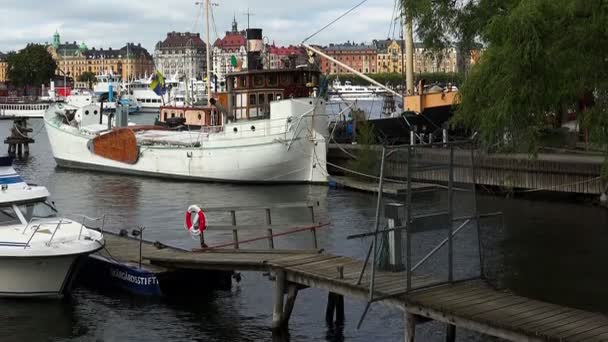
[0,156,104,297]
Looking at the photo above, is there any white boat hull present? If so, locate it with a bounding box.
[0,254,85,297]
[44,99,328,183]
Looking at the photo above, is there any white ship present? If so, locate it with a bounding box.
[328,77,387,101]
[44,67,328,183]
[0,156,104,297]
[0,97,51,118]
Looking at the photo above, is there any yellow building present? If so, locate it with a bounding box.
[0,52,7,82]
[46,31,154,83]
[374,39,473,74]
[376,40,405,74]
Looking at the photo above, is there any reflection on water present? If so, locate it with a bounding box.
[2,119,608,341]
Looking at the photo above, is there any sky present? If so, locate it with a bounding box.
[0,0,402,53]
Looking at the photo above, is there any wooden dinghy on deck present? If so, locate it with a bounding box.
[87,128,140,164]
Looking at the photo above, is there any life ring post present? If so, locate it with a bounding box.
[185,205,208,247]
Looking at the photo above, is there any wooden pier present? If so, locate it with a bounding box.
[328,143,606,195]
[330,176,438,196]
[98,223,608,341]
[104,235,608,342]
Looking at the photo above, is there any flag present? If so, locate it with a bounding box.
[149,70,166,96]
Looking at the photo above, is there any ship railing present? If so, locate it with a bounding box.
[21,214,106,248]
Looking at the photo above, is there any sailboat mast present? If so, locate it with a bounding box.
[205,0,212,106]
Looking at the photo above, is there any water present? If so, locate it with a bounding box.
[2,116,608,341]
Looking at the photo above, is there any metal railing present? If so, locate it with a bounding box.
[192,202,325,251]
[20,214,106,248]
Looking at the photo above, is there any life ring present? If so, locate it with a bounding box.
[185,205,206,236]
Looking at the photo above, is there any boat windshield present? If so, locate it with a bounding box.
[0,200,57,226]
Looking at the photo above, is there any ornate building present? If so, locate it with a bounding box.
[0,52,7,82]
[46,31,154,81]
[374,38,474,74]
[212,17,247,79]
[154,32,207,80]
[319,42,377,75]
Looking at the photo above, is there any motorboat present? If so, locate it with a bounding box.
[0,156,104,297]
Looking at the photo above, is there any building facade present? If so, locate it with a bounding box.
[0,52,7,82]
[374,38,474,74]
[212,17,247,79]
[267,45,307,70]
[47,31,154,82]
[154,32,206,80]
[320,42,377,75]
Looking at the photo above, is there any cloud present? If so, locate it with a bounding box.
[0,0,398,53]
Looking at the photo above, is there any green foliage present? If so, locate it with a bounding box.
[452,0,608,153]
[7,44,56,88]
[330,72,463,87]
[348,117,379,179]
[78,71,97,89]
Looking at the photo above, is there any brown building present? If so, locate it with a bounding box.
[0,52,7,82]
[320,42,377,75]
[47,31,154,82]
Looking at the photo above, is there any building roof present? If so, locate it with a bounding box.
[214,31,246,50]
[325,42,377,53]
[156,32,206,50]
[85,43,151,60]
[373,39,425,53]
[268,45,305,56]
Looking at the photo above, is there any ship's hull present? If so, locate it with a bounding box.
[0,254,86,297]
[44,100,328,184]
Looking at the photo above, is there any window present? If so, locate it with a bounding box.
[249,94,257,106]
[254,75,264,87]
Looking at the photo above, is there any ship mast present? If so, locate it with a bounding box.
[205,0,212,107]
[403,6,414,95]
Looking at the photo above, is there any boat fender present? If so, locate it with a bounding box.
[185,205,206,236]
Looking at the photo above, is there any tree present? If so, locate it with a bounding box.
[401,0,608,154]
[78,71,97,89]
[7,44,57,90]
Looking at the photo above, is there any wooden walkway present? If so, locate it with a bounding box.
[127,239,608,342]
[330,176,438,196]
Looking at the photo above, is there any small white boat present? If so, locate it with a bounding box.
[0,156,104,297]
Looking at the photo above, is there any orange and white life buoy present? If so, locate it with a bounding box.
[185,205,206,236]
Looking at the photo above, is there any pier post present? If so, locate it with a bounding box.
[410,130,415,146]
[385,203,405,271]
[282,283,299,327]
[404,311,417,342]
[325,291,345,325]
[17,143,22,156]
[272,270,286,330]
[445,324,456,342]
[442,128,448,147]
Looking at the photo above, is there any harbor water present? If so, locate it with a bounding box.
[2,116,608,342]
